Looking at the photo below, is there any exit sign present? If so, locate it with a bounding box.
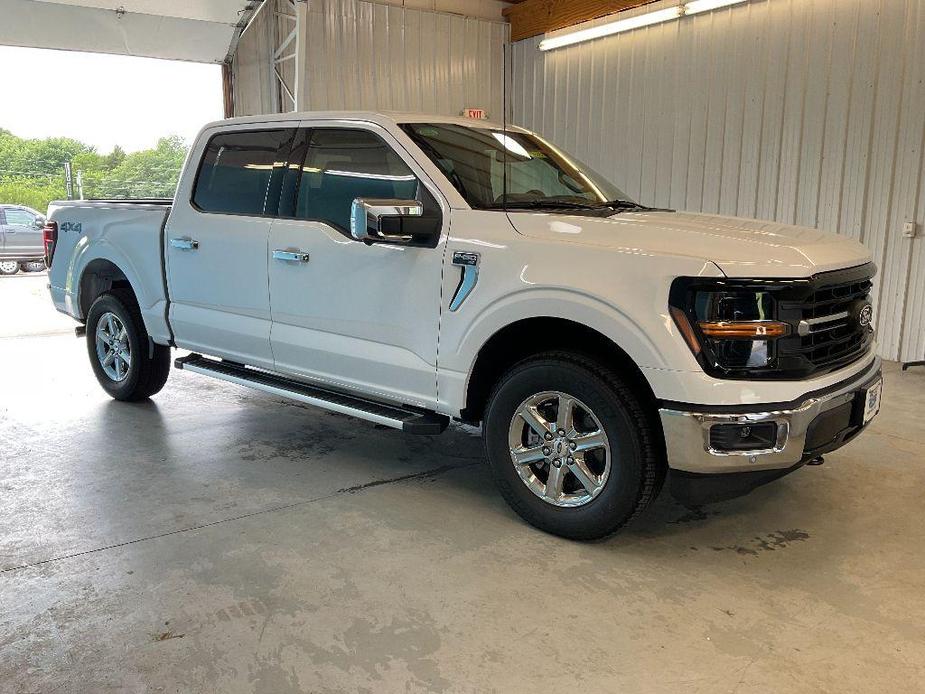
[462,108,487,119]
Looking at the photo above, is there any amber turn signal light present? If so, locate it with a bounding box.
[669,306,702,355]
[698,321,790,339]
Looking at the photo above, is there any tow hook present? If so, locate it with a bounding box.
[75,324,86,338]
[806,456,825,466]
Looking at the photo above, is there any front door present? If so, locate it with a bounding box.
[268,125,447,409]
[165,126,295,369]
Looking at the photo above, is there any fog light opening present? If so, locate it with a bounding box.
[709,422,778,452]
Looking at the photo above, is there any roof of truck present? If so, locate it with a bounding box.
[202,111,526,133]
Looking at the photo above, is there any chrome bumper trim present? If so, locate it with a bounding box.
[659,357,882,474]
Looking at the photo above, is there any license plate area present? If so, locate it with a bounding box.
[862,378,882,424]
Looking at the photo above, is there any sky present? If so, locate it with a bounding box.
[0,46,223,153]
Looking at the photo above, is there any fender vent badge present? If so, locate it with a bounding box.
[450,251,480,311]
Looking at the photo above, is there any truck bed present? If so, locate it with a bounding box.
[46,198,174,345]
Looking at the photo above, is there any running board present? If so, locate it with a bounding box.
[174,354,449,435]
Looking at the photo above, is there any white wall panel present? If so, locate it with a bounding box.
[512,0,925,362]
[231,2,275,116]
[298,0,507,118]
[233,0,508,119]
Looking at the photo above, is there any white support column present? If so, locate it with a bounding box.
[294,0,308,111]
[266,0,280,113]
[270,0,301,112]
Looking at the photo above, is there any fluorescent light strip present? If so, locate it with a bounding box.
[538,0,747,51]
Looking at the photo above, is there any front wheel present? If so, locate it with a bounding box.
[86,289,171,401]
[483,353,664,540]
[0,260,20,275]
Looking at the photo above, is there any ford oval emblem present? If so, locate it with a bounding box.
[859,304,873,327]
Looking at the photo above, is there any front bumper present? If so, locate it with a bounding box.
[659,356,882,476]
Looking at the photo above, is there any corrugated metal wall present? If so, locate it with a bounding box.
[300,0,508,117]
[231,2,275,116]
[511,0,925,363]
[233,0,508,120]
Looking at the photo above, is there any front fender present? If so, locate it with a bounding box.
[453,287,670,373]
[436,285,710,417]
[434,214,726,416]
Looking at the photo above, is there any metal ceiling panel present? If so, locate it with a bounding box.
[0,0,254,63]
[29,0,250,24]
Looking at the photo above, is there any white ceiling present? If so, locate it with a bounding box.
[0,0,256,63]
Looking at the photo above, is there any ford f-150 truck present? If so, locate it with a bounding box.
[44,112,882,540]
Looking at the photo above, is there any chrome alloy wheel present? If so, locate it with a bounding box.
[95,312,132,382]
[508,391,611,507]
[0,260,19,274]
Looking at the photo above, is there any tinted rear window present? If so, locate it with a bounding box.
[192,129,294,215]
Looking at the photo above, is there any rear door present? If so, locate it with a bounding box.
[2,207,42,258]
[165,126,295,369]
[267,123,448,408]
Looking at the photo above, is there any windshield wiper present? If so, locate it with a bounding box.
[493,199,601,211]
[595,199,675,213]
[595,199,650,211]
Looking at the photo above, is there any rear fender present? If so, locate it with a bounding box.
[69,239,170,344]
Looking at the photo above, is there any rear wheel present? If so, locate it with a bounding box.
[20,261,45,273]
[86,290,171,401]
[483,352,663,540]
[0,260,20,275]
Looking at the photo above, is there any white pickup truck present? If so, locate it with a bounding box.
[45,112,882,539]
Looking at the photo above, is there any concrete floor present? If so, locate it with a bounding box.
[1,273,924,693]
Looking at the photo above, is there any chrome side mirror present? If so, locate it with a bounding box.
[350,198,423,244]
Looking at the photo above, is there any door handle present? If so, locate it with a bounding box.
[170,237,199,250]
[272,249,310,263]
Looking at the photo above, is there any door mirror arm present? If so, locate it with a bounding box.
[350,198,427,245]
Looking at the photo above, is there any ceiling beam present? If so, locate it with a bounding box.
[503,0,657,42]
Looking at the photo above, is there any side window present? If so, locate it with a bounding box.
[192,129,294,216]
[5,209,36,227]
[295,129,418,231]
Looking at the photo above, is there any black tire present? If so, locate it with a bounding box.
[20,261,45,273]
[85,289,171,401]
[483,352,664,541]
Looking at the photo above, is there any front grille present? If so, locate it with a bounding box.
[776,263,875,376]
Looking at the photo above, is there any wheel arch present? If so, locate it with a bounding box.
[460,317,661,430]
[77,258,138,319]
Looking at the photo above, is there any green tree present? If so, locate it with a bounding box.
[0,130,189,211]
[91,136,187,199]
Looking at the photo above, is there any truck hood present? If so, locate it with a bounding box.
[507,210,872,278]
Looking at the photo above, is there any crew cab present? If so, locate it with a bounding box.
[44,112,883,540]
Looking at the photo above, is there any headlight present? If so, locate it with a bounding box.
[669,280,791,376]
[670,264,876,380]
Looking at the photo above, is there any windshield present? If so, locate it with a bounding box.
[399,123,634,211]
